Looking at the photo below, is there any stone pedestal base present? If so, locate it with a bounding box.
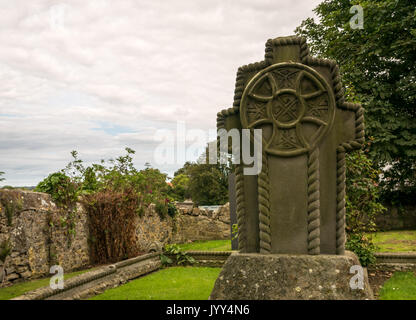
[209,251,374,300]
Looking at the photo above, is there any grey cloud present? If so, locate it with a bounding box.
[0,0,320,185]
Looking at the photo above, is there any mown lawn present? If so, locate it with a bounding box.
[178,230,416,253]
[379,272,416,300]
[176,240,232,252]
[370,230,416,252]
[0,267,95,300]
[90,267,221,300]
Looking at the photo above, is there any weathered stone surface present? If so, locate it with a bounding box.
[0,189,90,285]
[374,204,416,230]
[135,203,176,252]
[228,173,238,250]
[173,212,230,243]
[210,251,373,300]
[218,36,364,255]
[136,202,230,251]
[1,189,230,285]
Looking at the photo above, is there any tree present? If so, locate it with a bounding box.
[295,0,416,203]
[170,173,191,201]
[173,150,232,205]
[0,172,4,182]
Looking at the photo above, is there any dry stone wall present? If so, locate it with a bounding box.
[173,204,231,243]
[0,189,90,284]
[375,204,416,231]
[135,202,230,250]
[0,189,230,285]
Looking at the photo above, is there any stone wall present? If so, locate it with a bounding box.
[0,189,90,284]
[173,204,231,243]
[135,202,231,251]
[0,190,230,285]
[375,204,416,231]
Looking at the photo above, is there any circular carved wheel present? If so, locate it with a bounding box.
[240,63,335,157]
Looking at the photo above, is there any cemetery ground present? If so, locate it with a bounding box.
[0,267,97,300]
[90,267,221,300]
[0,230,415,300]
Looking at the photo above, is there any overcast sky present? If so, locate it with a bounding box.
[0,0,321,186]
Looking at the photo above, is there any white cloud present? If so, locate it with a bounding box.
[0,0,320,185]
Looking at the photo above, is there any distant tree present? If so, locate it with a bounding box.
[186,163,229,206]
[0,172,4,182]
[295,0,416,203]
[170,173,191,201]
[173,146,232,205]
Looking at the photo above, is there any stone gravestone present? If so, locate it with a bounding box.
[210,36,373,300]
[228,173,238,250]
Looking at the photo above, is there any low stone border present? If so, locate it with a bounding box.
[369,252,416,272]
[12,252,161,300]
[11,251,414,300]
[374,252,416,264]
[166,251,232,267]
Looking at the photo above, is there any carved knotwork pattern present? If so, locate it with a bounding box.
[240,63,335,156]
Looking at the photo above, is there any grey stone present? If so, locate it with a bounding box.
[217,35,364,255]
[210,251,374,300]
[1,188,231,285]
[228,173,238,250]
[6,272,20,281]
[213,35,368,300]
[147,241,163,253]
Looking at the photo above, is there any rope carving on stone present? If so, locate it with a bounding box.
[307,147,320,255]
[335,103,365,254]
[335,148,346,255]
[257,135,272,254]
[217,36,365,255]
[235,164,247,252]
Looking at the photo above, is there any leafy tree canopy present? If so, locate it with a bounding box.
[295,0,416,202]
[172,147,232,206]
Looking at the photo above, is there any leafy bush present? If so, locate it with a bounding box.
[0,192,23,227]
[170,173,190,201]
[173,160,231,205]
[35,172,78,207]
[155,198,178,220]
[345,234,377,267]
[295,0,416,206]
[161,244,196,266]
[345,150,386,266]
[35,148,177,264]
[0,240,11,262]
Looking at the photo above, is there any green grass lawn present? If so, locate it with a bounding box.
[369,230,416,252]
[178,231,416,253]
[176,240,232,252]
[90,267,221,300]
[0,267,94,300]
[379,272,416,300]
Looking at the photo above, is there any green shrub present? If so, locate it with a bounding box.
[161,244,196,266]
[0,240,11,262]
[35,148,176,263]
[345,234,377,267]
[35,172,78,207]
[345,149,386,266]
[155,201,168,220]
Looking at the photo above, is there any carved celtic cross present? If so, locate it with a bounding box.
[217,36,364,255]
